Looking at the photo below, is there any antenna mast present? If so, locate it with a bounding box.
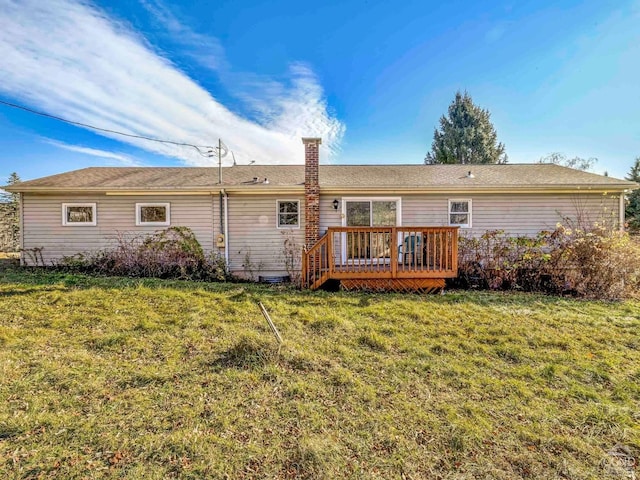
[216,139,228,184]
[218,138,222,184]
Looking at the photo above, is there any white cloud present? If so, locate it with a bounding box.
[139,0,227,72]
[0,0,344,165]
[42,138,144,166]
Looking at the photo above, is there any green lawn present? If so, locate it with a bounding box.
[0,269,638,479]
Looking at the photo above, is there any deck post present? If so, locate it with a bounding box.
[452,231,458,273]
[390,227,398,278]
[327,231,334,276]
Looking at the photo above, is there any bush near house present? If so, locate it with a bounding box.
[456,225,640,300]
[34,222,640,300]
[57,227,228,281]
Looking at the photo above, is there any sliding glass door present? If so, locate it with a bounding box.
[343,199,399,262]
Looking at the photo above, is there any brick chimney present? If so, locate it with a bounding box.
[302,137,322,248]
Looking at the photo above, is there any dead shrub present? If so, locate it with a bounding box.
[456,225,640,300]
[57,227,228,281]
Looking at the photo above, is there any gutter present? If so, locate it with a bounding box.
[6,180,638,195]
[318,186,637,195]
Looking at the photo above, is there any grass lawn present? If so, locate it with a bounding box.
[0,269,638,479]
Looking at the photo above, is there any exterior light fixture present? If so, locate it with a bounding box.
[332,199,339,210]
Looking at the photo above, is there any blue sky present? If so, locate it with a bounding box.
[1,0,639,184]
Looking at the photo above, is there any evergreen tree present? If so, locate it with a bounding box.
[625,157,640,233]
[0,172,21,251]
[425,91,507,165]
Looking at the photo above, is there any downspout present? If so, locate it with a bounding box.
[219,191,224,237]
[223,190,229,267]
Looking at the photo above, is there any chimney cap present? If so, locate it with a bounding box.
[302,137,322,145]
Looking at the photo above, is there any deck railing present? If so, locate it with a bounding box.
[302,226,458,288]
[302,233,331,290]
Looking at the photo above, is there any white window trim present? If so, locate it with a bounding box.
[276,199,300,229]
[136,203,171,226]
[340,197,402,264]
[62,203,97,226]
[448,198,472,228]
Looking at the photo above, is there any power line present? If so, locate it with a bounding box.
[0,98,215,157]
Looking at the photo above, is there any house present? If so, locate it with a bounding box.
[5,138,638,291]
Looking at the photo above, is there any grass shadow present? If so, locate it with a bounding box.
[0,285,69,298]
[208,335,278,371]
[0,266,627,310]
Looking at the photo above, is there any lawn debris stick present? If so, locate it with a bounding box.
[258,302,283,351]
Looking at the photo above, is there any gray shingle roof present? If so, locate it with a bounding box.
[5,164,637,192]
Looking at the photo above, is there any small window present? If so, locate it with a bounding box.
[62,203,96,226]
[136,203,170,226]
[277,200,300,228]
[449,199,472,228]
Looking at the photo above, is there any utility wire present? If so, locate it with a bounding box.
[0,98,216,157]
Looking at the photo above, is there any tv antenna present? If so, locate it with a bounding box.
[217,139,229,183]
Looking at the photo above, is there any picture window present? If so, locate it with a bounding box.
[136,203,170,226]
[62,203,96,226]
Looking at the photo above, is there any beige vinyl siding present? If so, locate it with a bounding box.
[22,194,215,265]
[401,193,620,236]
[319,196,343,265]
[320,192,621,235]
[227,194,305,278]
[319,196,342,233]
[212,193,223,254]
[21,191,622,270]
[317,192,620,266]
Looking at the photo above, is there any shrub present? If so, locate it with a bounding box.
[456,225,640,299]
[58,227,229,281]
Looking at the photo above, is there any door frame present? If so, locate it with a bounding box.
[340,197,402,263]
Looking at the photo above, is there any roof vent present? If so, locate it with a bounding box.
[252,177,259,183]
[467,171,475,179]
[263,178,269,184]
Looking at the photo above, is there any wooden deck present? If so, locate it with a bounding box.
[302,226,459,292]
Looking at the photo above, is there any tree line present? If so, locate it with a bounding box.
[0,172,20,252]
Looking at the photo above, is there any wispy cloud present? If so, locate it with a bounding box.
[139,0,226,72]
[0,0,344,165]
[42,138,144,166]
[139,0,345,150]
[485,22,511,43]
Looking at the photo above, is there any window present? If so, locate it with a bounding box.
[136,203,170,226]
[62,203,96,226]
[448,199,472,228]
[345,199,398,227]
[277,200,300,228]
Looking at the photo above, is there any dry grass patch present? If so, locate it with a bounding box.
[0,269,638,479]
